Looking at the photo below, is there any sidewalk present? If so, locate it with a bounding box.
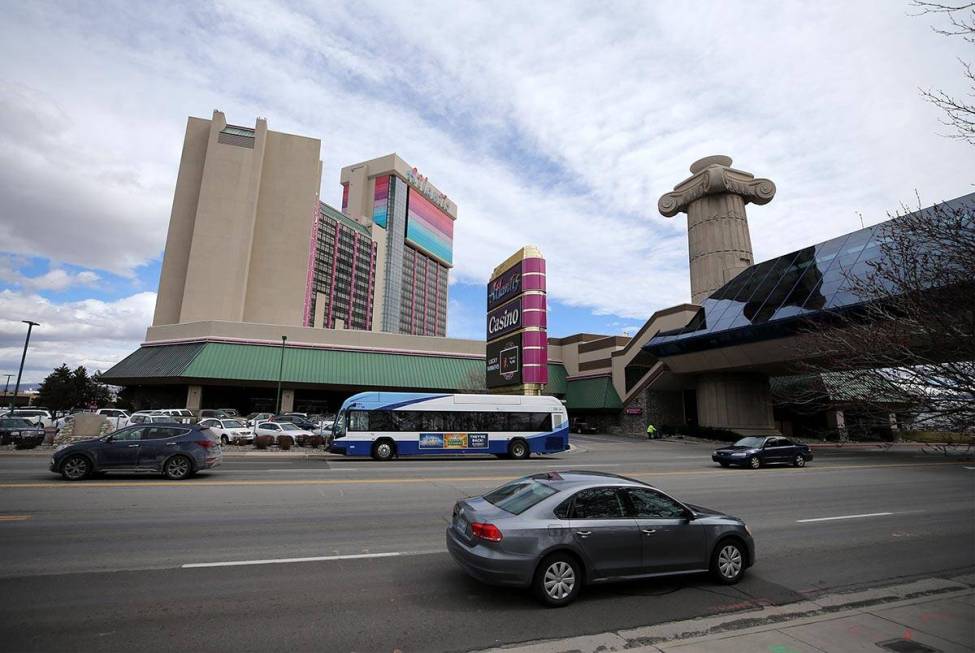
[474,576,974,653]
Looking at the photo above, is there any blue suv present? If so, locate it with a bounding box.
[50,424,222,481]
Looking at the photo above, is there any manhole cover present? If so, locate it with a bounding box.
[876,639,941,653]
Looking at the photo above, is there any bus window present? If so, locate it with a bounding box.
[529,413,553,431]
[349,410,370,432]
[506,413,531,431]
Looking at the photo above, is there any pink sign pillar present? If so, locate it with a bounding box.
[485,245,548,395]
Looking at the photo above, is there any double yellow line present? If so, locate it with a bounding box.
[0,460,967,490]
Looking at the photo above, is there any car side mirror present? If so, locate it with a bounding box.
[684,509,697,521]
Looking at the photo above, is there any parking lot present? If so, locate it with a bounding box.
[0,434,972,652]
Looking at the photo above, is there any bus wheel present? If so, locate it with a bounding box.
[508,438,530,460]
[372,439,396,461]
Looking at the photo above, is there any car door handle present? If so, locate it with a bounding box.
[575,530,592,538]
[642,529,657,535]
[127,444,140,447]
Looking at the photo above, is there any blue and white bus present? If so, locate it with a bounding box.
[329,392,569,460]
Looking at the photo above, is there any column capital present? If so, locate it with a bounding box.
[657,155,776,217]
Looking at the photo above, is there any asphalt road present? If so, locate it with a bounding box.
[0,436,972,652]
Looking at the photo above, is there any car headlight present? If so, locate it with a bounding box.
[744,524,752,536]
[732,452,747,457]
[55,444,69,452]
[10,431,21,436]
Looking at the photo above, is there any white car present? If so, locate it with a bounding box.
[96,408,130,429]
[129,412,183,425]
[157,409,194,424]
[3,409,54,428]
[253,421,314,445]
[199,418,253,445]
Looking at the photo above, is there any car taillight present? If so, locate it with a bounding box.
[471,522,503,542]
[195,439,217,449]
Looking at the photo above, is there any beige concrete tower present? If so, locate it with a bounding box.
[658,155,776,304]
[152,111,322,327]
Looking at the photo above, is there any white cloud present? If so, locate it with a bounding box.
[0,0,972,327]
[0,257,101,291]
[0,290,154,383]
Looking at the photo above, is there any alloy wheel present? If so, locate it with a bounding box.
[718,545,743,579]
[750,456,760,469]
[543,561,575,600]
[376,442,393,460]
[62,457,89,480]
[166,456,190,479]
[795,455,805,467]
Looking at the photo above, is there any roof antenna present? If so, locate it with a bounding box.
[856,211,864,229]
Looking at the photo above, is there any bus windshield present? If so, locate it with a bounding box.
[333,411,347,438]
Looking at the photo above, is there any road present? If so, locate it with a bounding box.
[0,435,972,652]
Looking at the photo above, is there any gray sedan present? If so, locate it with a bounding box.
[446,471,754,606]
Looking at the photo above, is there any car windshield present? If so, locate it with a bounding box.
[484,480,559,515]
[1,418,33,428]
[223,420,244,428]
[280,423,301,431]
[733,437,767,448]
[16,411,42,417]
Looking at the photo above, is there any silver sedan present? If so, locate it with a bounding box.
[446,471,754,606]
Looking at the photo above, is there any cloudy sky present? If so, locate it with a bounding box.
[1,0,973,383]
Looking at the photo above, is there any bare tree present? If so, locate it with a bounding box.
[788,198,975,433]
[912,1,975,142]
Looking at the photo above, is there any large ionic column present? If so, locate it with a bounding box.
[658,155,776,304]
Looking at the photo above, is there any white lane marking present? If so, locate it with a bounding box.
[797,512,894,523]
[181,550,441,569]
[963,466,975,470]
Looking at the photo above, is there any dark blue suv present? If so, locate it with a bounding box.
[50,424,223,481]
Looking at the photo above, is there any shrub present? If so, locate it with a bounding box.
[305,435,323,448]
[254,435,274,450]
[278,436,294,451]
[14,439,40,450]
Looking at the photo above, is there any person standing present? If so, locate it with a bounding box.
[646,423,657,440]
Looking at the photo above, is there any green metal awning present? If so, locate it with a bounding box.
[102,341,484,391]
[565,375,622,411]
[543,363,568,396]
[102,343,206,379]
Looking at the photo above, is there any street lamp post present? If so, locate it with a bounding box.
[10,321,40,413]
[2,374,12,405]
[275,335,288,414]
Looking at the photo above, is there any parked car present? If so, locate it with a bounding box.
[129,412,182,426]
[246,412,274,427]
[199,418,253,445]
[96,408,130,429]
[571,419,598,434]
[271,414,318,430]
[2,409,54,429]
[199,409,230,420]
[1,417,46,446]
[158,409,194,423]
[446,470,754,607]
[218,408,239,417]
[50,424,222,481]
[712,436,813,469]
[253,420,313,445]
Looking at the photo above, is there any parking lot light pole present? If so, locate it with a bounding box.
[2,374,12,405]
[10,321,40,414]
[275,335,287,414]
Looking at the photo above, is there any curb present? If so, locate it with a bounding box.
[469,576,975,653]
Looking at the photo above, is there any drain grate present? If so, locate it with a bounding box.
[876,639,941,653]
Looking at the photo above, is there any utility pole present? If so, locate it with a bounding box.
[2,374,12,406]
[10,321,40,413]
[275,335,288,414]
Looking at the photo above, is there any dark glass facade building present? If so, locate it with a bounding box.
[306,202,377,330]
[647,194,974,357]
